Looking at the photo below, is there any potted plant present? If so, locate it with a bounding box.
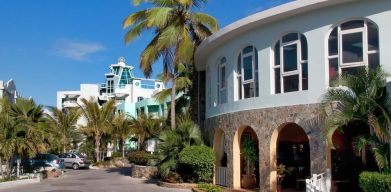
[277,164,286,192]
[240,137,258,189]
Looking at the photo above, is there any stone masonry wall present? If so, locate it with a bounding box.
[204,103,327,191]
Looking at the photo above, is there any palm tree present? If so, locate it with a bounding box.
[47,107,80,153]
[0,98,51,177]
[112,113,134,158]
[157,113,202,179]
[79,98,116,162]
[321,67,391,170]
[130,114,164,150]
[123,0,218,129]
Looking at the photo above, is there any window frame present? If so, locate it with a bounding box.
[236,46,259,100]
[218,57,227,104]
[327,19,379,84]
[273,33,308,94]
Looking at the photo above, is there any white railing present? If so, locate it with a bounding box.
[216,167,228,187]
[306,169,331,192]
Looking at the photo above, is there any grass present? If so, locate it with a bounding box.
[0,178,16,183]
[196,183,223,192]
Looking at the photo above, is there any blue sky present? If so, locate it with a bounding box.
[0,0,291,106]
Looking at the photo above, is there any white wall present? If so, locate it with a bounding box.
[203,0,391,118]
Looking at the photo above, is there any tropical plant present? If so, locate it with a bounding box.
[123,0,218,129]
[112,113,134,158]
[241,137,258,175]
[0,98,52,177]
[130,114,164,150]
[157,114,202,180]
[321,67,391,170]
[79,98,116,162]
[47,107,80,153]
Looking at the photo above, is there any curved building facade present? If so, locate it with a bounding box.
[194,0,391,191]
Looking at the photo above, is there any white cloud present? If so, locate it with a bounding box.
[54,39,105,61]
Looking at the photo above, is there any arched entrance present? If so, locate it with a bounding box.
[233,126,259,189]
[213,128,228,186]
[270,123,310,192]
[331,121,378,191]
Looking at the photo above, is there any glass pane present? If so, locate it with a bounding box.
[282,33,298,43]
[238,77,242,100]
[244,83,254,99]
[302,62,308,90]
[255,71,259,97]
[283,44,298,72]
[243,56,253,81]
[220,89,227,104]
[254,49,258,70]
[300,34,308,60]
[283,75,299,93]
[243,46,253,54]
[341,66,365,76]
[275,68,281,94]
[237,54,242,74]
[329,28,338,56]
[220,57,227,64]
[220,66,226,88]
[369,53,380,70]
[342,32,363,63]
[274,42,280,66]
[329,58,338,84]
[368,22,379,51]
[341,20,364,30]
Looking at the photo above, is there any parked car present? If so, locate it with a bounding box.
[59,153,90,170]
[32,154,64,170]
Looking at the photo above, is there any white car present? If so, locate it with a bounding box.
[59,153,90,170]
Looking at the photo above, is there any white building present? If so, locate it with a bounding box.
[57,57,164,118]
[0,79,20,103]
[194,0,391,191]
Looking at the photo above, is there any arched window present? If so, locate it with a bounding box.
[328,19,379,83]
[236,46,259,100]
[207,66,212,108]
[218,57,227,104]
[273,33,308,94]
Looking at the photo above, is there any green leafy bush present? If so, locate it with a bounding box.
[196,183,223,192]
[178,145,215,182]
[111,152,122,158]
[127,150,157,166]
[359,171,391,192]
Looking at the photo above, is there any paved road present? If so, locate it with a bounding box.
[0,166,190,192]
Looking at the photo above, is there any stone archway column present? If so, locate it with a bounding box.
[226,132,235,188]
[259,139,271,192]
[308,133,327,174]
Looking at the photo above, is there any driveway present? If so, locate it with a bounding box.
[0,166,190,192]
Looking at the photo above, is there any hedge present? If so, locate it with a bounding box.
[179,145,215,182]
[196,183,223,192]
[127,150,157,166]
[359,171,391,192]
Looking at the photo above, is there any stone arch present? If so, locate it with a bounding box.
[270,122,311,191]
[232,125,260,189]
[213,128,226,184]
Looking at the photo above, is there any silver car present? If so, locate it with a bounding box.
[59,153,90,170]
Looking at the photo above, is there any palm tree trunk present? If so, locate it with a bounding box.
[63,134,66,154]
[171,78,176,130]
[122,139,125,158]
[95,135,101,162]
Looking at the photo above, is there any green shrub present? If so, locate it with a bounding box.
[178,145,215,182]
[111,152,122,158]
[359,171,391,192]
[196,183,223,192]
[127,150,157,166]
